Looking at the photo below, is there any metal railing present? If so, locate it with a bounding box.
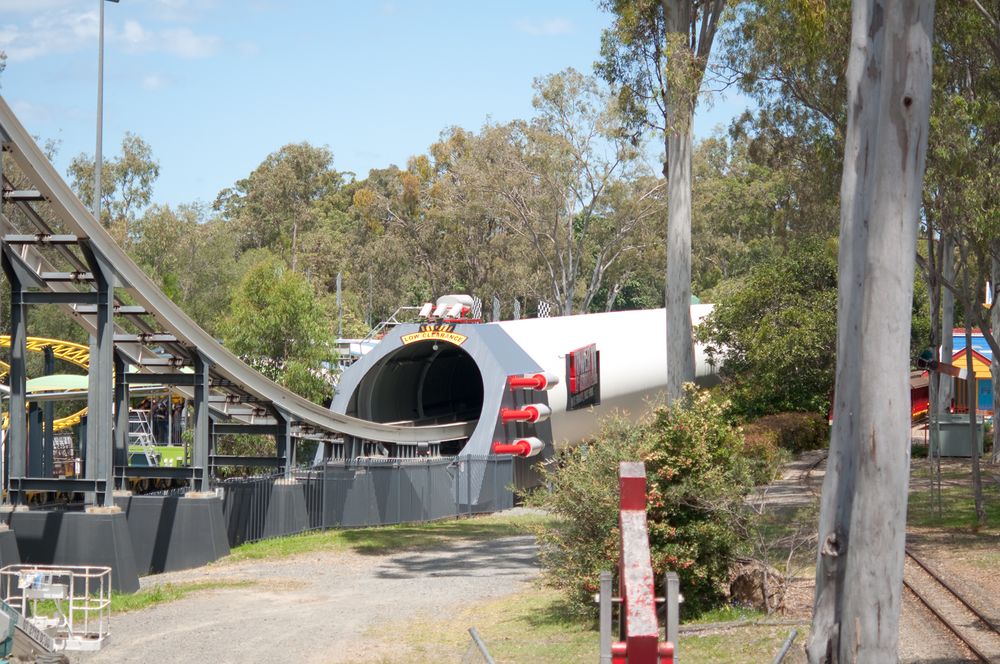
[214,455,515,547]
[0,564,111,652]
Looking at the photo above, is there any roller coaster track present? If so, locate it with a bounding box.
[0,95,474,445]
[0,335,91,431]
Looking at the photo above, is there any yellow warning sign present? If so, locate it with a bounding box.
[401,324,468,346]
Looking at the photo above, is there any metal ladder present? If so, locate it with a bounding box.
[128,409,159,466]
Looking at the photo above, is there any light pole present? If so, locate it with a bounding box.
[94,0,119,222]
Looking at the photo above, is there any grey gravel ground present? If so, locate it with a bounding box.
[73,534,539,664]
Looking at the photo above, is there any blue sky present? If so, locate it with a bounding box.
[1,0,752,209]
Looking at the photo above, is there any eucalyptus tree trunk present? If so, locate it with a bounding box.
[806,2,934,662]
[663,0,697,404]
[664,115,694,404]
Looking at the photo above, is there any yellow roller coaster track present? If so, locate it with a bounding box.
[0,336,91,431]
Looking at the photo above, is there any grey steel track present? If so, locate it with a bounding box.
[0,95,473,445]
[904,548,1000,663]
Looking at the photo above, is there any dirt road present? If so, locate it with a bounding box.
[74,534,539,663]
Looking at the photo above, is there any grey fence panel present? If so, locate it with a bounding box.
[217,457,517,547]
[370,465,400,525]
[470,456,513,514]
[218,474,278,547]
[339,466,377,527]
[398,463,428,523]
[429,461,459,521]
[320,467,353,527]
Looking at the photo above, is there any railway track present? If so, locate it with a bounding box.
[904,548,1000,663]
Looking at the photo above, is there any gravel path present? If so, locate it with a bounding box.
[73,534,539,664]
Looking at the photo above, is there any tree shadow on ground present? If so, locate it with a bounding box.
[373,535,539,580]
[338,518,542,556]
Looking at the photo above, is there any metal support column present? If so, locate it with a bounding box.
[28,403,43,477]
[1,249,28,504]
[82,245,115,507]
[274,408,293,479]
[42,346,55,478]
[113,351,129,488]
[191,352,211,491]
[665,571,679,653]
[599,569,612,664]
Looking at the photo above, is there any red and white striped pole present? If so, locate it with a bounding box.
[508,372,560,391]
[492,437,544,458]
[499,403,551,424]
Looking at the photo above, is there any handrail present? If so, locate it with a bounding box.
[612,462,674,664]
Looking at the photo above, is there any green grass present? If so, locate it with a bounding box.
[385,586,599,663]
[908,481,1000,530]
[688,605,767,624]
[683,623,809,664]
[25,580,254,620]
[111,580,254,613]
[384,584,806,663]
[226,512,555,562]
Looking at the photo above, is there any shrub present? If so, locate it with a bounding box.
[741,412,829,484]
[532,388,753,619]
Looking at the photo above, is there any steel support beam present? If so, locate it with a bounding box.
[125,373,197,386]
[27,402,42,477]
[21,291,101,305]
[118,466,203,480]
[82,244,115,507]
[275,408,294,479]
[113,351,129,488]
[209,455,284,468]
[42,346,55,478]
[192,352,211,491]
[2,246,28,505]
[3,234,79,244]
[212,423,282,436]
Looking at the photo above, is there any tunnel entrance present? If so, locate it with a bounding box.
[349,340,484,429]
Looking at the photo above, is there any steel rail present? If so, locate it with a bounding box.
[0,96,474,444]
[904,548,999,663]
[906,549,1000,635]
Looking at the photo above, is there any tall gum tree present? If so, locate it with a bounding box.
[807,2,934,661]
[598,0,725,403]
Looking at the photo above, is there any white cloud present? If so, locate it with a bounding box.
[141,73,166,91]
[160,27,219,58]
[237,41,260,57]
[0,9,219,62]
[149,0,221,22]
[514,17,574,37]
[0,8,98,62]
[0,0,79,13]
[122,19,149,47]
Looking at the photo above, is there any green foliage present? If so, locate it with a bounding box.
[697,240,838,419]
[67,132,160,239]
[130,203,237,333]
[214,142,341,270]
[217,253,334,402]
[533,389,752,618]
[742,412,828,484]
